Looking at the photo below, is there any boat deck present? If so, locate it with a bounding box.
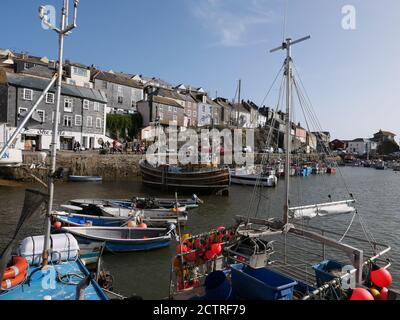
[0,260,108,300]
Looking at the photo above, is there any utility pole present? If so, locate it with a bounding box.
[39,0,79,268]
[270,36,311,225]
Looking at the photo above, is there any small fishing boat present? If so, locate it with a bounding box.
[139,160,230,194]
[62,226,176,252]
[52,211,187,228]
[69,175,103,182]
[0,233,108,301]
[230,167,277,188]
[100,206,188,221]
[69,194,202,213]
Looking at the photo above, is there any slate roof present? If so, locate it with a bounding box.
[92,70,143,89]
[3,72,107,103]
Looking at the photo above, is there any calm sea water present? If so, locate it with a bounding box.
[0,167,399,299]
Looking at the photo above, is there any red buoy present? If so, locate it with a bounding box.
[380,287,389,301]
[211,243,222,255]
[349,288,374,301]
[53,221,62,230]
[205,250,216,261]
[184,251,197,263]
[176,244,188,254]
[370,268,393,288]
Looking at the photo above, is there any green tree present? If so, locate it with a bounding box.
[377,140,400,155]
[106,113,143,141]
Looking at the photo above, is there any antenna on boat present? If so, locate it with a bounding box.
[40,0,79,269]
[270,36,310,225]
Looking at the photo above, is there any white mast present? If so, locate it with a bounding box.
[39,0,79,268]
[270,36,310,224]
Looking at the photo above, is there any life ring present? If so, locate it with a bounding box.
[1,271,27,290]
[2,256,28,281]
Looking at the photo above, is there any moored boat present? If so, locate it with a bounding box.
[69,175,103,182]
[62,226,175,252]
[139,160,230,193]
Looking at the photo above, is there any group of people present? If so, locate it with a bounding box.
[99,139,146,155]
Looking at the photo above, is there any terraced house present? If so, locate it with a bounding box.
[92,70,143,114]
[0,69,107,151]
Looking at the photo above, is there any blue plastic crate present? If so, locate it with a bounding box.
[312,260,345,287]
[230,264,298,300]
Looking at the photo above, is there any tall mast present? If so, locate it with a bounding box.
[40,0,78,268]
[270,36,310,224]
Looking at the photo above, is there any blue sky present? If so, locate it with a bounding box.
[1,0,399,140]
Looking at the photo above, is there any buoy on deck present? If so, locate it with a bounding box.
[53,221,62,230]
[370,268,393,288]
[349,288,374,300]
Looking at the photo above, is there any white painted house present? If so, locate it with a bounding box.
[347,138,377,155]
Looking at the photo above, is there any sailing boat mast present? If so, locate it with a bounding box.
[40,0,78,268]
[270,36,310,224]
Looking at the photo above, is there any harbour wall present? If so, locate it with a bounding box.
[0,151,340,182]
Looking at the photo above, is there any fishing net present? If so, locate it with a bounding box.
[0,189,48,285]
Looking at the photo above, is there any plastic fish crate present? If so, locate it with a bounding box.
[230,264,298,300]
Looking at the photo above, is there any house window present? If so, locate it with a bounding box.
[202,106,205,112]
[159,112,163,120]
[23,89,33,101]
[86,116,93,127]
[168,106,172,112]
[18,107,28,115]
[193,111,197,117]
[83,99,90,110]
[63,115,72,127]
[51,112,61,124]
[173,115,177,121]
[64,98,73,112]
[46,93,55,104]
[118,96,123,104]
[37,110,45,123]
[75,115,82,126]
[174,107,177,113]
[24,62,35,70]
[96,118,102,128]
[102,81,108,89]
[94,102,100,111]
[72,66,88,77]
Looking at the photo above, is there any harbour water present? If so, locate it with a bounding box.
[0,166,398,299]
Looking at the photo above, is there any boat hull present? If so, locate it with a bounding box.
[231,175,277,187]
[139,160,230,193]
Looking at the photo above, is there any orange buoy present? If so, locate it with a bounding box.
[53,221,62,230]
[176,244,189,254]
[1,271,27,290]
[127,221,137,228]
[2,256,29,281]
[349,288,374,300]
[370,268,393,289]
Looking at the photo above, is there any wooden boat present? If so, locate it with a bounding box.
[139,160,230,193]
[69,175,103,182]
[62,226,174,252]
